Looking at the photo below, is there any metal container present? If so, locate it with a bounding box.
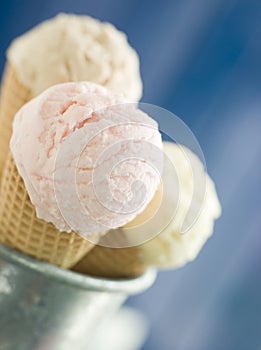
[0,243,156,350]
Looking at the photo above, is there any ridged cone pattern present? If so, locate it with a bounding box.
[0,152,94,268]
[73,244,146,278]
[0,63,31,179]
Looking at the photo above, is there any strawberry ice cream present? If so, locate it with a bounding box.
[10,82,162,238]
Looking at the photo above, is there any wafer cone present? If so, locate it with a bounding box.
[73,243,146,278]
[0,63,31,179]
[0,152,95,268]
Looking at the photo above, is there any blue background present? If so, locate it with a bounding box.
[1,1,261,349]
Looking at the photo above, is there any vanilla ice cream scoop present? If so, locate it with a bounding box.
[10,82,162,237]
[7,13,142,100]
[124,141,221,268]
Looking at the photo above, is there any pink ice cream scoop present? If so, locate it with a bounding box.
[10,82,162,237]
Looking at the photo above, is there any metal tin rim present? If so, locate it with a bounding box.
[0,243,156,295]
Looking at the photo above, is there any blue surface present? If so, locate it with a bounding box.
[1,1,261,349]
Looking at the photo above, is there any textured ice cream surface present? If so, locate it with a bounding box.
[10,82,162,237]
[8,13,142,101]
[123,142,221,268]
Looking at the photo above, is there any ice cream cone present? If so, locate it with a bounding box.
[0,152,95,268]
[0,63,31,179]
[2,80,162,271]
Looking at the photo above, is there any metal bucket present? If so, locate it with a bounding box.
[0,243,156,350]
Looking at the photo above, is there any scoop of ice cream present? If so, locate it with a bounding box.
[8,13,142,101]
[122,141,221,268]
[10,82,162,237]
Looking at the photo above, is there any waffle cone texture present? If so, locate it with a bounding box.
[0,63,31,179]
[0,152,94,268]
[73,243,146,278]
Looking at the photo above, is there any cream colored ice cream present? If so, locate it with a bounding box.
[7,13,142,100]
[122,141,221,268]
[10,82,162,238]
